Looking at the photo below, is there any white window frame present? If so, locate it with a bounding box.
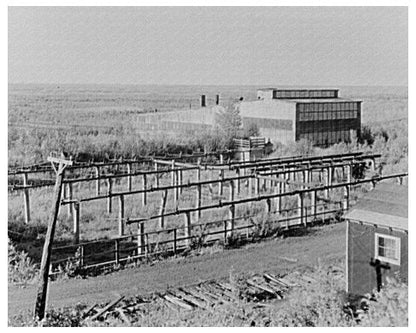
[375,233,401,265]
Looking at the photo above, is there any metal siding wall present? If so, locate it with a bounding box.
[296,102,361,146]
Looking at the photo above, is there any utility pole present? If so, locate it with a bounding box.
[34,152,73,322]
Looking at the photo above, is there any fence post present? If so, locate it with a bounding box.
[236,168,241,194]
[311,190,317,218]
[141,174,147,206]
[94,166,100,195]
[274,181,281,214]
[343,185,350,211]
[115,239,120,265]
[79,245,84,267]
[296,193,302,225]
[228,181,235,238]
[118,195,125,236]
[175,169,180,201]
[223,220,227,242]
[127,163,132,191]
[179,170,183,194]
[346,163,352,191]
[154,162,159,187]
[73,201,80,244]
[324,167,329,199]
[107,178,113,213]
[22,172,30,224]
[184,212,192,247]
[137,222,145,255]
[219,170,224,196]
[171,160,176,205]
[67,183,73,217]
[158,190,168,229]
[248,175,253,196]
[173,229,177,255]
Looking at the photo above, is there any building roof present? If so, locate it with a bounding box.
[344,182,408,231]
[276,98,360,104]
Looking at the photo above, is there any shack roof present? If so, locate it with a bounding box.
[344,182,408,231]
[276,98,360,104]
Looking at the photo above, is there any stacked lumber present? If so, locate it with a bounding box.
[82,270,323,324]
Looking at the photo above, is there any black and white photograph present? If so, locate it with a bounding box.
[6,2,410,327]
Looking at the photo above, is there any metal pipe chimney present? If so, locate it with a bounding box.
[215,94,220,105]
[200,95,206,107]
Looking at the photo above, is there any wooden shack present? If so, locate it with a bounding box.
[344,182,408,296]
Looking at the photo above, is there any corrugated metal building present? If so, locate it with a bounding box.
[240,88,361,146]
[344,183,408,296]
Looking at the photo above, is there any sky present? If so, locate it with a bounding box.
[8,6,408,86]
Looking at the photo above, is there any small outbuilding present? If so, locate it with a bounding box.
[344,182,408,296]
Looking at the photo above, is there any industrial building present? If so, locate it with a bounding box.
[239,88,361,146]
[344,182,408,296]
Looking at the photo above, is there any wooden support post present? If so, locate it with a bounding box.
[343,186,350,211]
[219,170,224,196]
[300,193,305,226]
[236,168,240,194]
[311,190,317,218]
[22,172,30,224]
[173,229,177,255]
[171,160,176,205]
[79,245,84,267]
[73,202,80,244]
[118,195,125,236]
[296,193,303,226]
[154,162,159,187]
[67,183,73,217]
[127,163,132,191]
[302,170,307,190]
[255,177,259,195]
[194,184,201,221]
[219,154,224,164]
[34,155,72,321]
[107,178,113,213]
[178,170,183,194]
[346,164,352,190]
[142,175,147,206]
[158,190,168,229]
[174,169,179,201]
[137,222,145,255]
[115,239,120,265]
[370,158,376,172]
[248,176,253,196]
[329,165,333,185]
[275,181,281,214]
[228,181,235,238]
[324,168,329,199]
[94,166,100,195]
[266,198,272,213]
[184,212,192,247]
[195,163,202,220]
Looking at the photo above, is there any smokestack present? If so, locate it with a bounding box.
[200,95,206,107]
[215,94,220,105]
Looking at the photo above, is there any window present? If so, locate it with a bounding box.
[375,233,401,265]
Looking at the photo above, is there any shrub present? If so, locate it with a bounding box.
[8,239,38,286]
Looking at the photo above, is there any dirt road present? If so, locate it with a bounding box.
[8,223,345,315]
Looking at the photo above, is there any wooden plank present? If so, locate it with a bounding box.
[186,287,215,305]
[117,308,131,325]
[176,288,208,309]
[163,293,194,311]
[246,278,277,296]
[89,295,125,321]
